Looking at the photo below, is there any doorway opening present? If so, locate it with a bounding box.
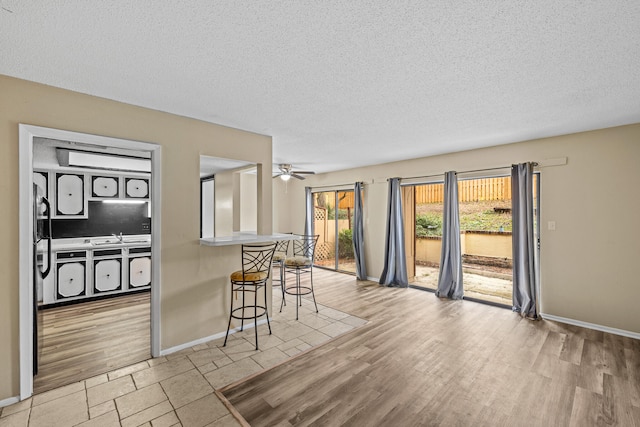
[19,125,161,399]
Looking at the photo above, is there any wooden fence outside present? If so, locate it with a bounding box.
[415,177,512,204]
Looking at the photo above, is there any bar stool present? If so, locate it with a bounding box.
[283,234,319,320]
[272,239,290,311]
[223,242,277,350]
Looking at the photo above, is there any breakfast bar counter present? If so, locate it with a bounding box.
[199,232,296,247]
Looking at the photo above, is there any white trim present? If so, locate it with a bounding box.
[0,396,20,409]
[366,276,380,282]
[310,184,354,192]
[18,125,35,399]
[540,313,640,340]
[150,147,162,357]
[159,319,269,356]
[19,125,162,400]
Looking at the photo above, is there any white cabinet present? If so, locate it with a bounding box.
[91,176,119,198]
[94,259,122,292]
[44,245,151,306]
[33,171,49,198]
[93,248,123,294]
[128,247,151,288]
[55,173,86,217]
[34,170,50,216]
[55,251,87,300]
[57,263,86,298]
[125,178,149,199]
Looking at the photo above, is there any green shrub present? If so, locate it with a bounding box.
[416,213,442,237]
[338,228,354,259]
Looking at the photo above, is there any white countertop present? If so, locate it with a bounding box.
[51,235,151,251]
[200,232,297,247]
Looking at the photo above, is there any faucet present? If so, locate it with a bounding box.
[112,232,123,243]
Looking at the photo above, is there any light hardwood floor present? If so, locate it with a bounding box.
[222,269,640,426]
[33,292,150,394]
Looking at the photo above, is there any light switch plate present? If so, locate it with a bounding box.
[548,221,556,230]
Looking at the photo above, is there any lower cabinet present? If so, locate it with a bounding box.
[94,249,123,293]
[129,251,151,288]
[46,245,151,305]
[56,253,87,299]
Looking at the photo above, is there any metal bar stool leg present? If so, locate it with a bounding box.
[253,289,259,350]
[264,284,272,335]
[310,267,318,313]
[279,262,287,312]
[297,268,302,307]
[223,285,234,346]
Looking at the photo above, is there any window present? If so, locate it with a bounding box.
[200,176,214,238]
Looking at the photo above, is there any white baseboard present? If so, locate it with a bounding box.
[160,319,269,356]
[0,395,20,409]
[541,313,640,340]
[366,276,379,282]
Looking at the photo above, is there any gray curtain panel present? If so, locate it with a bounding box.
[304,187,314,236]
[353,182,367,280]
[436,171,464,299]
[511,162,539,319]
[379,178,408,287]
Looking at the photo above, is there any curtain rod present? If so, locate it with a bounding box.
[397,162,538,182]
[310,181,363,190]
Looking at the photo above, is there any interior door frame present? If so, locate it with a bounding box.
[18,124,162,400]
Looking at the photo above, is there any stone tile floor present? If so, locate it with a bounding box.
[0,294,367,427]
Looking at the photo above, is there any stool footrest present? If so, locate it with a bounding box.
[230,305,268,320]
[284,285,313,296]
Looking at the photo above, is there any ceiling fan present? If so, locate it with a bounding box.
[273,164,315,181]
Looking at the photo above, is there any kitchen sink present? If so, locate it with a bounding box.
[91,240,123,246]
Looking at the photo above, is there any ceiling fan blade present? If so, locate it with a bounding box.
[272,173,283,179]
[291,174,306,180]
[292,170,315,175]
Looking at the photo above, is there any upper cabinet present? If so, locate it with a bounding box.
[55,173,86,217]
[33,143,152,218]
[34,169,151,219]
[91,176,119,198]
[125,178,150,199]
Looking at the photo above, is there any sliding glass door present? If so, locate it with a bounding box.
[313,190,356,273]
[406,174,539,307]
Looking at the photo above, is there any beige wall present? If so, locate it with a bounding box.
[0,75,272,400]
[214,170,235,237]
[275,124,640,335]
[464,232,512,259]
[240,172,257,231]
[416,238,442,265]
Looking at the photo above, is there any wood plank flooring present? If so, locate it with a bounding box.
[33,292,150,394]
[222,269,640,426]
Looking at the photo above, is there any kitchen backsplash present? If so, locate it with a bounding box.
[50,201,151,238]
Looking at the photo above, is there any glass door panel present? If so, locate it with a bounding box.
[313,190,356,273]
[313,192,336,269]
[411,183,444,290]
[336,191,355,273]
[458,176,513,306]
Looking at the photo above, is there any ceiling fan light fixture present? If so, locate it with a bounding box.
[274,163,314,181]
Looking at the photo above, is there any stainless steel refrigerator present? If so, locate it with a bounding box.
[33,183,51,375]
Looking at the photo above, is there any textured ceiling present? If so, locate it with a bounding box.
[1,1,639,173]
